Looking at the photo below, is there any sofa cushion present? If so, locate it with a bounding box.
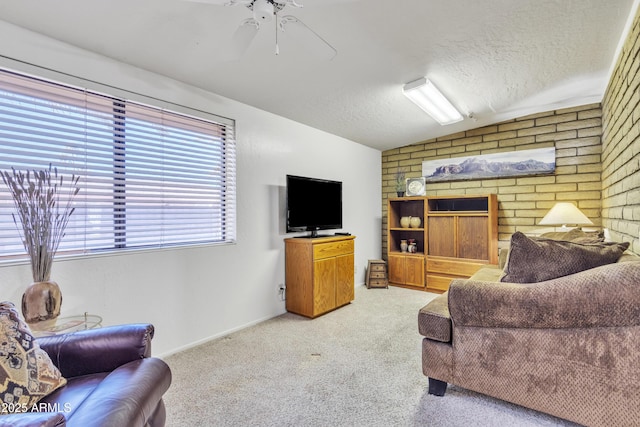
[501,232,630,283]
[498,229,604,269]
[0,302,66,412]
[538,227,583,241]
[418,293,451,343]
[619,252,640,263]
[540,228,604,244]
[450,261,640,329]
[468,265,503,282]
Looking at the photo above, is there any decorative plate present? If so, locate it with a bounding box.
[405,177,426,196]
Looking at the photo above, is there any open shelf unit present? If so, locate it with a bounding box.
[387,194,498,293]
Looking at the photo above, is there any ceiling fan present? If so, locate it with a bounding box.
[186,0,337,60]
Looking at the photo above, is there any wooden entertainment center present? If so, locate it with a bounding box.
[387,194,498,293]
[284,235,355,318]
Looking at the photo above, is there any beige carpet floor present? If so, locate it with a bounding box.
[162,285,578,427]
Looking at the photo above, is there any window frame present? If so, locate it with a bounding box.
[0,67,236,264]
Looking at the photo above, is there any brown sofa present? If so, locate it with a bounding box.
[0,324,172,427]
[418,235,640,426]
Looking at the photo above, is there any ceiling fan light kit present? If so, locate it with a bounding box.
[252,0,274,21]
[403,77,463,125]
[200,0,336,59]
[249,0,286,22]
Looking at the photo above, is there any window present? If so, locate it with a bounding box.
[0,69,236,259]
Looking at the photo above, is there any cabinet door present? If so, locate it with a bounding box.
[388,255,405,284]
[404,256,425,287]
[428,216,456,257]
[458,216,489,260]
[335,253,354,307]
[313,258,336,316]
[388,255,424,288]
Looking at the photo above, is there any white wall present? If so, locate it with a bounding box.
[0,21,382,356]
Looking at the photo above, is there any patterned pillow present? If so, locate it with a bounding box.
[501,232,630,283]
[0,301,66,413]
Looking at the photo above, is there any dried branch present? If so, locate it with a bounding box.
[395,168,406,192]
[1,164,80,282]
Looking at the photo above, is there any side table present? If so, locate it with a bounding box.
[366,259,389,289]
[30,312,103,337]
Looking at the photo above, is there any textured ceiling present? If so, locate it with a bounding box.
[0,0,636,150]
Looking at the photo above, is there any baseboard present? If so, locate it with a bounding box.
[159,284,367,358]
[157,312,284,359]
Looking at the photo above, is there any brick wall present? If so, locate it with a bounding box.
[381,104,603,255]
[602,7,640,253]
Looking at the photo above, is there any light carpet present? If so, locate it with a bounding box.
[163,285,578,426]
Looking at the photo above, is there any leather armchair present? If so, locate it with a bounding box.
[0,324,171,427]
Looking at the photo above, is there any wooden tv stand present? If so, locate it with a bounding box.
[387,194,498,293]
[284,235,355,318]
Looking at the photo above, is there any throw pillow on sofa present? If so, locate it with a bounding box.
[501,231,630,283]
[539,228,605,244]
[0,301,66,413]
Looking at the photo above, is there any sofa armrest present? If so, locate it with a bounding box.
[498,247,509,269]
[38,324,155,377]
[61,358,172,427]
[0,412,66,427]
[448,261,640,329]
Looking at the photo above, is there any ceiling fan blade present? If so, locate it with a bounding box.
[180,0,233,5]
[290,0,358,4]
[273,0,303,7]
[222,18,260,61]
[181,0,255,6]
[279,15,337,60]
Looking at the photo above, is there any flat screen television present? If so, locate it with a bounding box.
[286,174,342,237]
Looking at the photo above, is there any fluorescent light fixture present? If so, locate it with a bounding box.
[402,77,463,125]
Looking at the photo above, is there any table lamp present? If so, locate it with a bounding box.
[539,202,593,230]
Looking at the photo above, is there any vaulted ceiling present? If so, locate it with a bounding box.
[0,0,635,150]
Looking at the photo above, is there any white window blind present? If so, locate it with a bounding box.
[0,69,236,259]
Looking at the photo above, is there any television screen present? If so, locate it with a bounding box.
[286,175,342,236]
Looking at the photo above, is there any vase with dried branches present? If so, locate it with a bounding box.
[395,168,406,197]
[1,165,80,323]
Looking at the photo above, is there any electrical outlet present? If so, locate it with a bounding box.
[278,284,286,301]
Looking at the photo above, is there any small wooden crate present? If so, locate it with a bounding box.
[366,259,389,289]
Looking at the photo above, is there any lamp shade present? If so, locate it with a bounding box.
[539,202,593,226]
